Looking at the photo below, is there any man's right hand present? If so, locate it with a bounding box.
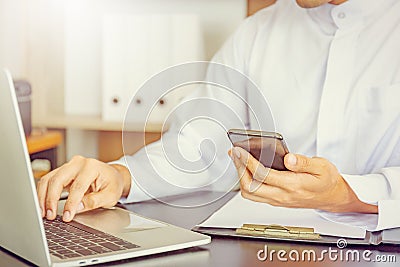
[37,156,132,222]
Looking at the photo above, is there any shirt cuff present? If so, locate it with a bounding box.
[341,173,390,204]
[316,173,398,231]
[376,200,400,230]
[108,157,152,204]
[317,199,400,231]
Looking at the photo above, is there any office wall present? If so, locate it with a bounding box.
[0,0,28,78]
[23,0,246,121]
[63,0,246,119]
[0,0,247,161]
[0,0,66,120]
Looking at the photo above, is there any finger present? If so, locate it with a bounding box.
[238,164,253,190]
[80,189,118,213]
[45,175,68,220]
[229,147,249,181]
[234,147,294,189]
[44,163,82,220]
[232,148,258,192]
[37,169,59,218]
[240,180,287,206]
[233,149,292,204]
[63,164,99,222]
[241,188,279,205]
[234,147,269,181]
[284,153,327,175]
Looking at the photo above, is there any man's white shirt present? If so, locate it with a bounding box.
[112,0,400,231]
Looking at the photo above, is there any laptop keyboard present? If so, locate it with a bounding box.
[43,216,140,259]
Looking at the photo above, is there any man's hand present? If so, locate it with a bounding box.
[229,147,378,213]
[37,156,132,222]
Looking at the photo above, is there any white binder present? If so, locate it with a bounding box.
[101,14,205,123]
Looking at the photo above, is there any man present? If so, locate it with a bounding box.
[38,0,400,231]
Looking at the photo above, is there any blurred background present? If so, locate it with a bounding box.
[0,0,275,177]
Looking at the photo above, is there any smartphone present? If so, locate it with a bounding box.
[227,129,289,171]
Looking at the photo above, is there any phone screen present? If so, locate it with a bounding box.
[227,129,289,171]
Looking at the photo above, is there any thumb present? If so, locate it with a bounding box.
[79,190,116,213]
[284,153,324,174]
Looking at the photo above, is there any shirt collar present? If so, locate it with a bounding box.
[329,0,381,29]
[307,0,386,32]
[307,3,336,35]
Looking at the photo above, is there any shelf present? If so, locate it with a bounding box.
[26,130,63,154]
[32,114,164,132]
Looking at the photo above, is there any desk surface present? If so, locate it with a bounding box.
[1,191,399,266]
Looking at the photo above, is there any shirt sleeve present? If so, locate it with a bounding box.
[317,167,400,231]
[109,14,263,203]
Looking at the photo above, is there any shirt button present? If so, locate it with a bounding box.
[337,12,346,19]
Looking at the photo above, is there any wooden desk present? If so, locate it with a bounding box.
[26,130,63,169]
[1,192,399,266]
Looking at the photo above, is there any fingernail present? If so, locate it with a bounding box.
[46,209,53,219]
[257,167,269,181]
[77,202,84,212]
[233,147,241,159]
[249,179,261,193]
[287,154,297,166]
[63,211,71,221]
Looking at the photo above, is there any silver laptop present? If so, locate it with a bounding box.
[0,69,211,266]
